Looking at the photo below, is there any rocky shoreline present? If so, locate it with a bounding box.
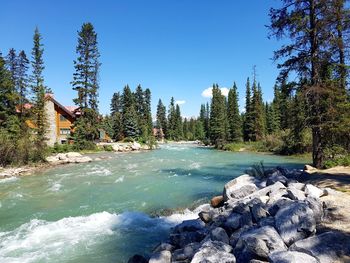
[0,142,155,179]
[129,166,350,263]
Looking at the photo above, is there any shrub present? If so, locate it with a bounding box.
[245,161,266,179]
[103,145,114,152]
[323,145,350,168]
[50,143,75,153]
[122,137,134,143]
[73,140,97,151]
[0,129,48,167]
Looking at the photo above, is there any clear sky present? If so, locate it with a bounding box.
[0,0,283,118]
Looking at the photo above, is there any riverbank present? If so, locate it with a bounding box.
[135,166,350,263]
[0,141,156,180]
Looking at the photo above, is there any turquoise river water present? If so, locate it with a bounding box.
[0,144,305,263]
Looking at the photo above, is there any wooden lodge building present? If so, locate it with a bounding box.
[26,94,110,146]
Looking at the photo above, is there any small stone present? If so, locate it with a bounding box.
[211,195,224,208]
[198,211,212,223]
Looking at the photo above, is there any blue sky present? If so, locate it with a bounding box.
[1,0,283,118]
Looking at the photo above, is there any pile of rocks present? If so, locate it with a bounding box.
[0,167,32,178]
[111,142,152,152]
[130,167,350,263]
[45,152,92,164]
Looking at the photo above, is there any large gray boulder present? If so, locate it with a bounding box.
[223,175,259,201]
[191,241,236,263]
[305,184,324,198]
[210,227,230,244]
[287,186,306,201]
[153,243,174,253]
[233,226,287,262]
[224,213,242,232]
[174,219,205,233]
[305,197,324,223]
[172,242,201,262]
[267,198,294,216]
[149,250,171,263]
[290,231,350,263]
[170,231,206,248]
[275,202,316,246]
[251,202,269,223]
[269,251,319,263]
[266,171,288,186]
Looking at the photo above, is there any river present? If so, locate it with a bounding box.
[0,144,305,263]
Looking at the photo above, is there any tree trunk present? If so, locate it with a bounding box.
[312,126,323,168]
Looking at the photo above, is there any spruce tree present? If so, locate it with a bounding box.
[71,23,101,147]
[30,27,47,148]
[251,83,266,141]
[110,92,123,141]
[143,88,153,138]
[209,84,226,146]
[0,53,17,128]
[167,97,176,140]
[243,78,253,141]
[227,82,242,142]
[72,22,100,110]
[156,99,167,139]
[174,104,183,140]
[6,48,18,91]
[17,51,29,119]
[122,85,139,138]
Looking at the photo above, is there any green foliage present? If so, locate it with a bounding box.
[227,83,242,142]
[50,143,75,153]
[210,84,227,146]
[156,99,167,139]
[103,145,114,152]
[0,129,48,166]
[122,137,135,143]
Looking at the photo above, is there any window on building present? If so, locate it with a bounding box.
[60,128,70,135]
[60,114,68,121]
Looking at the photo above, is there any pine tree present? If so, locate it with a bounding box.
[71,23,101,147]
[268,0,349,167]
[156,99,167,139]
[227,82,242,142]
[30,27,47,148]
[209,84,226,146]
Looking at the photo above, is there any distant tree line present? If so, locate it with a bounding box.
[107,85,153,143]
